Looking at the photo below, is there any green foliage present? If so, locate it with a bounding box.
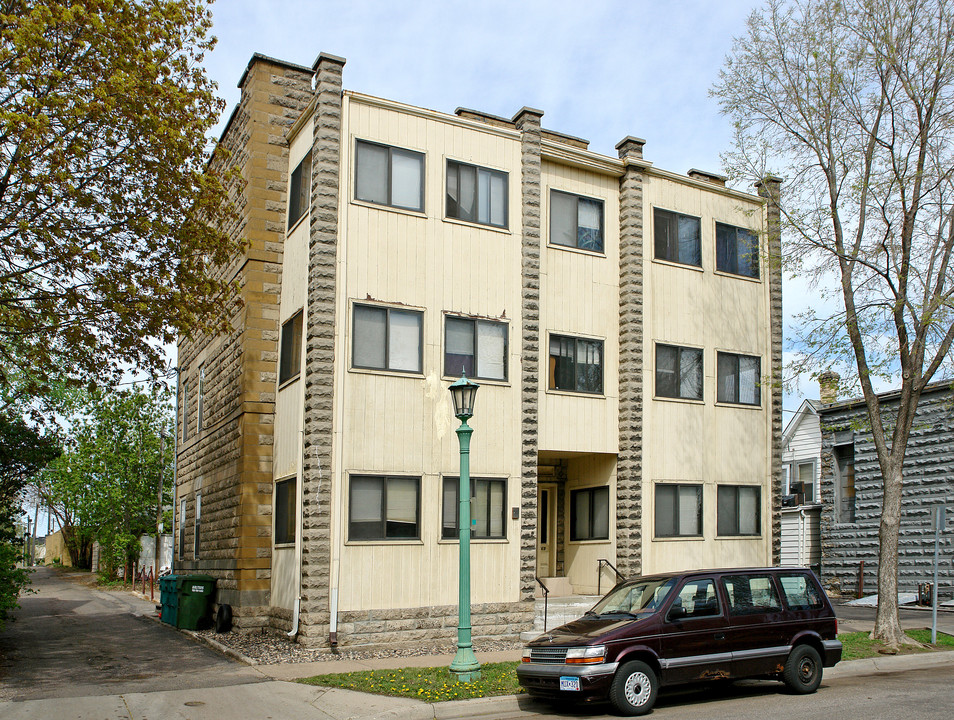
[0,540,31,629]
[36,386,174,572]
[0,0,241,408]
[298,662,524,702]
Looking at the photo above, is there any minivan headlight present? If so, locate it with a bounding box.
[565,645,606,664]
[522,647,532,662]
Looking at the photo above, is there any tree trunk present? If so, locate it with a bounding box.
[873,462,909,648]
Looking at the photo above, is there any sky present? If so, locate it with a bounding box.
[201,0,830,421]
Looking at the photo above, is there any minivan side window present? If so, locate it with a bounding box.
[667,578,720,620]
[721,574,782,615]
[778,573,825,610]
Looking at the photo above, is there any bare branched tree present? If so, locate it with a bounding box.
[713,0,954,648]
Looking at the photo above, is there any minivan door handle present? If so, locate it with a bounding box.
[714,633,725,641]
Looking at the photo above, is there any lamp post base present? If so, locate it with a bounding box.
[449,645,481,683]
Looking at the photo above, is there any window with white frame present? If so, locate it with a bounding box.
[655,344,703,400]
[548,334,603,394]
[355,140,424,211]
[193,492,201,559]
[352,304,423,373]
[787,460,816,503]
[349,475,420,540]
[197,365,205,432]
[655,484,702,537]
[654,208,702,266]
[570,486,610,541]
[716,222,759,279]
[444,316,507,381]
[717,485,761,536]
[279,311,303,385]
[275,477,296,545]
[288,151,312,228]
[717,352,761,405]
[442,477,506,540]
[550,189,604,252]
[446,160,508,228]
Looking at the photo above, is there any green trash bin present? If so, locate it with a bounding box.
[159,574,178,627]
[176,574,216,630]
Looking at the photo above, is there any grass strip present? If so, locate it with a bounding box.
[840,629,954,661]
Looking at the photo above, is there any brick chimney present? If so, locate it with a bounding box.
[818,371,840,404]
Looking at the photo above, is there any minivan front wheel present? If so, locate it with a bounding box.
[783,644,822,694]
[610,660,658,716]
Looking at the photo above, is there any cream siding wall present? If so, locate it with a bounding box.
[538,161,620,454]
[331,96,525,611]
[563,454,617,593]
[641,174,773,573]
[270,127,312,610]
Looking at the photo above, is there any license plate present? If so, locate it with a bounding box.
[560,676,581,691]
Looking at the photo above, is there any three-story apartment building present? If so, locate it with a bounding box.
[174,52,782,648]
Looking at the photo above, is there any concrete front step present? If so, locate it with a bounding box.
[520,595,600,641]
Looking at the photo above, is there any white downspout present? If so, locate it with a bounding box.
[288,429,305,638]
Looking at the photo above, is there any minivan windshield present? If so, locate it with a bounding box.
[589,577,677,617]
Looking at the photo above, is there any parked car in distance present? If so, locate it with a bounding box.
[517,567,842,716]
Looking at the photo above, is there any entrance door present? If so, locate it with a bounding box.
[536,485,556,577]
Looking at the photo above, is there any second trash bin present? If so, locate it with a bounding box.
[159,574,178,626]
[176,574,216,630]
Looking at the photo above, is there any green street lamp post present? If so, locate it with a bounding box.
[448,373,481,682]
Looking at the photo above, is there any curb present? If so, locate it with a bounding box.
[183,628,261,667]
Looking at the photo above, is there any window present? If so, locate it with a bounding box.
[655,484,702,537]
[279,311,303,384]
[722,574,781,615]
[444,316,507,381]
[446,160,507,228]
[355,140,424,211]
[717,485,761,536]
[352,304,423,373]
[788,460,816,503]
[548,334,603,394]
[835,444,856,523]
[717,352,761,405]
[288,151,312,228]
[275,477,296,545]
[655,344,703,400]
[349,475,420,540]
[181,378,189,442]
[716,222,759,278]
[777,573,825,611]
[669,578,720,619]
[178,498,186,560]
[193,492,201,559]
[654,208,701,266]
[570,486,610,541]
[442,477,506,539]
[550,190,604,252]
[197,366,205,432]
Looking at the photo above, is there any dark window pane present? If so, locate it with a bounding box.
[716,222,759,278]
[279,311,303,384]
[349,475,420,541]
[288,152,311,229]
[550,191,577,247]
[549,334,603,394]
[571,486,609,541]
[275,478,296,544]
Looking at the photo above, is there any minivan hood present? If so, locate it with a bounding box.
[529,614,652,645]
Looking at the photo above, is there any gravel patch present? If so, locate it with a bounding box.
[194,628,523,666]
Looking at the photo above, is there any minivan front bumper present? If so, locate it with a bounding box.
[516,661,619,699]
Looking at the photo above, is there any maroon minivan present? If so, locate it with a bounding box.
[517,567,842,716]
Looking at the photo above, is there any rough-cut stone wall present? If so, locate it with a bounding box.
[336,602,534,650]
[514,108,543,601]
[298,53,346,648]
[757,176,784,565]
[615,137,646,578]
[175,54,313,628]
[818,385,954,595]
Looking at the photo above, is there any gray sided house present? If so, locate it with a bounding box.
[818,380,954,598]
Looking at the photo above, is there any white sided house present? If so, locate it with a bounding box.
[781,398,823,573]
[174,53,783,649]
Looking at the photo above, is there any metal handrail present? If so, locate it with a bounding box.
[535,576,550,632]
[597,558,625,596]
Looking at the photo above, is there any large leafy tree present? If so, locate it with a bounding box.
[0,0,239,407]
[37,386,173,574]
[713,0,954,648]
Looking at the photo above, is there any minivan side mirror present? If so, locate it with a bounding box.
[667,605,687,621]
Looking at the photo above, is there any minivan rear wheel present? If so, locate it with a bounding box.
[610,660,658,716]
[783,644,822,694]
